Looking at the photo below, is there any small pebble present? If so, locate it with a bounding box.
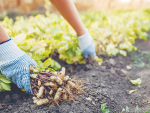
[8,105,12,109]
[109,58,116,66]
[121,69,128,75]
[30,104,36,109]
[12,94,20,101]
[5,95,11,103]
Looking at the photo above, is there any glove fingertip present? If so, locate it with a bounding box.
[30,59,38,67]
[22,74,33,94]
[91,52,96,57]
[84,54,88,59]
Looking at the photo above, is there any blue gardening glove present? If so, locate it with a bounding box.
[0,39,38,94]
[78,29,96,59]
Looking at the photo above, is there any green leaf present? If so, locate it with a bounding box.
[37,61,43,68]
[0,77,11,83]
[28,28,38,34]
[1,82,11,91]
[32,69,39,73]
[144,109,150,113]
[119,50,127,56]
[43,58,52,68]
[30,74,38,78]
[20,46,31,51]
[13,33,26,45]
[54,61,61,70]
[63,36,71,41]
[54,32,63,40]
[67,50,74,57]
[51,60,55,67]
[126,106,129,113]
[36,24,45,33]
[101,103,107,110]
[0,83,3,91]
[101,103,110,113]
[130,78,142,85]
[135,106,138,113]
[59,41,68,46]
[58,44,69,53]
[73,57,79,62]
[111,48,119,56]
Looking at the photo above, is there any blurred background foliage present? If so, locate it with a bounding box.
[1,0,150,15]
[1,0,150,91]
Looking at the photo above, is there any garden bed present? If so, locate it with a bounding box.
[0,38,150,113]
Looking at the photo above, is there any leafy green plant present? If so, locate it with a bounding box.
[101,103,110,113]
[126,106,129,113]
[1,8,150,92]
[129,49,150,68]
[145,109,150,113]
[0,73,11,92]
[135,106,138,113]
[122,106,139,113]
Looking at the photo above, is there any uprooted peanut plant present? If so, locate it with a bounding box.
[30,66,86,106]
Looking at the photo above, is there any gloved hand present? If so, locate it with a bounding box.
[0,39,38,94]
[78,28,96,59]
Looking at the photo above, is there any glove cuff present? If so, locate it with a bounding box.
[78,28,92,51]
[0,39,25,63]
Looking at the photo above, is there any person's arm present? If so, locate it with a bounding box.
[50,0,96,59]
[0,24,38,93]
[50,0,86,36]
[0,24,10,43]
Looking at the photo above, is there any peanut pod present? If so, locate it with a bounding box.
[67,81,75,88]
[55,77,62,85]
[44,82,50,86]
[50,76,56,82]
[49,89,53,95]
[64,76,69,82]
[54,88,62,101]
[33,99,38,104]
[62,91,67,100]
[61,67,65,75]
[36,98,49,106]
[37,86,44,98]
[38,80,41,86]
[49,82,57,87]
[59,71,64,81]
[32,97,37,100]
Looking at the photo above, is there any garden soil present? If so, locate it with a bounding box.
[0,39,150,113]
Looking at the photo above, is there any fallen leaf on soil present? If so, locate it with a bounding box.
[86,96,92,101]
[126,65,132,70]
[92,101,96,106]
[142,100,148,103]
[129,90,135,94]
[0,105,3,110]
[122,108,125,112]
[130,78,142,85]
[86,96,96,106]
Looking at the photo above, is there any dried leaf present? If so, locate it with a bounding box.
[126,65,132,70]
[129,90,135,94]
[0,104,3,110]
[86,96,92,101]
[130,78,142,85]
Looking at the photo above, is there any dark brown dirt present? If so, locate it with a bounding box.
[0,38,150,113]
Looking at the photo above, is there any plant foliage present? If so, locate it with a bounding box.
[1,9,150,91]
[0,73,11,91]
